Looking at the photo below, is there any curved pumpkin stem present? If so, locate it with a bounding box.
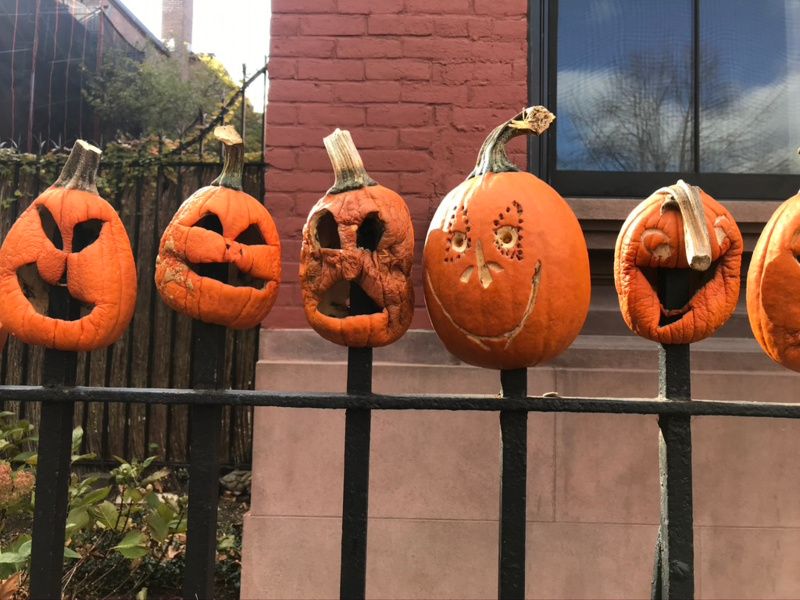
[324,128,377,195]
[211,125,244,191]
[469,106,555,179]
[659,180,712,272]
[52,139,101,194]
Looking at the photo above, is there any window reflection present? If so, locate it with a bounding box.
[557,0,800,175]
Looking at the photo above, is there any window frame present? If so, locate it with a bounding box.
[527,0,800,200]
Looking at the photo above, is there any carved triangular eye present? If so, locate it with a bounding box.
[235,224,266,246]
[37,205,63,250]
[357,212,384,251]
[73,219,104,252]
[196,213,224,235]
[314,210,340,249]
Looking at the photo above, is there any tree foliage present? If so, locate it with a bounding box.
[83,50,262,152]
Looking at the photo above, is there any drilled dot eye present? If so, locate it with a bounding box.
[451,231,467,253]
[495,226,518,250]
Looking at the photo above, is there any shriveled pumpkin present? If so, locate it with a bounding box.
[300,128,414,347]
[614,181,742,344]
[155,126,281,328]
[423,106,590,370]
[0,140,137,351]
[747,189,800,370]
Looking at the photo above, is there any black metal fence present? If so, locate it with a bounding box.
[10,265,799,598]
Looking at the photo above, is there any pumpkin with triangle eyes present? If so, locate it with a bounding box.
[614,181,742,344]
[300,129,414,347]
[0,140,137,351]
[423,107,591,370]
[155,126,281,328]
[747,190,800,370]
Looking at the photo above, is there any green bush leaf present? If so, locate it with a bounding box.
[71,427,84,452]
[93,501,121,531]
[72,486,111,510]
[63,547,81,559]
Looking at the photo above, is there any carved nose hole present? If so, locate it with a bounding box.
[313,210,340,249]
[357,212,384,251]
[235,224,266,246]
[476,241,493,289]
[460,266,473,283]
[37,205,63,250]
[72,219,104,252]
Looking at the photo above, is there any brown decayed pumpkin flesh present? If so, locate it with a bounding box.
[614,181,742,344]
[300,129,414,347]
[747,190,800,370]
[0,140,137,351]
[423,106,591,370]
[155,126,281,329]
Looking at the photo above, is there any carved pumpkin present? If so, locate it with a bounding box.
[614,181,742,344]
[747,190,800,370]
[423,106,591,370]
[300,129,414,347]
[155,126,281,329]
[0,140,137,351]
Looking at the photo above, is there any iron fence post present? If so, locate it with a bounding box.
[183,263,227,600]
[653,269,695,600]
[499,368,528,599]
[29,281,78,599]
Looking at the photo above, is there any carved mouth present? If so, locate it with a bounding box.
[187,261,266,289]
[17,263,94,320]
[317,280,384,319]
[640,261,719,322]
[426,260,542,350]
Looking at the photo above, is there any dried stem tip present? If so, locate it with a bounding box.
[470,106,556,179]
[659,180,712,272]
[323,128,377,195]
[52,139,102,194]
[211,125,244,191]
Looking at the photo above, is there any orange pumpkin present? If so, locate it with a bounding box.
[0,140,137,351]
[747,190,800,370]
[155,126,281,329]
[300,129,414,347]
[423,106,590,370]
[614,181,742,344]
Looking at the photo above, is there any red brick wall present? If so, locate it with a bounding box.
[263,0,529,328]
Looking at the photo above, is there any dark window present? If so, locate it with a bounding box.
[531,0,800,198]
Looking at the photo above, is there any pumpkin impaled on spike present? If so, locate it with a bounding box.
[300,129,414,347]
[614,181,742,344]
[747,189,800,370]
[155,126,281,328]
[423,106,591,370]
[0,140,137,351]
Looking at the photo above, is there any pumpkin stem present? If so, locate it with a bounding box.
[52,140,101,194]
[323,128,377,195]
[469,106,556,179]
[659,180,712,271]
[211,125,244,191]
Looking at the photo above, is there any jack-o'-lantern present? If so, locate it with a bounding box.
[614,181,742,344]
[0,140,137,351]
[300,129,414,347]
[423,106,590,370]
[155,126,281,329]
[747,190,800,370]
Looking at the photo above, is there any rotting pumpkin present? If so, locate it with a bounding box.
[155,126,281,328]
[614,181,742,344]
[299,129,415,347]
[423,106,591,370]
[747,188,800,370]
[0,140,137,351]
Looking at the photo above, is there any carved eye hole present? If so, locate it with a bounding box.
[495,225,518,250]
[357,212,384,251]
[313,210,341,250]
[196,213,224,235]
[236,224,266,246]
[73,219,104,252]
[37,205,63,250]
[450,231,467,253]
